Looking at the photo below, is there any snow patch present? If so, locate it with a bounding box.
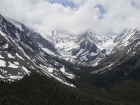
[22,66,31,75]
[0,55,4,58]
[0,69,7,74]
[0,60,6,67]
[0,75,4,79]
[60,66,75,79]
[3,43,8,49]
[15,31,20,41]
[91,52,98,56]
[9,75,24,80]
[42,48,55,56]
[48,67,53,73]
[16,53,24,60]
[76,49,84,56]
[14,62,19,65]
[8,62,19,68]
[107,63,113,67]
[7,53,15,59]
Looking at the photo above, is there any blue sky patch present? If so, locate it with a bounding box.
[47,0,76,8]
[95,4,106,19]
[95,4,106,14]
[131,1,140,9]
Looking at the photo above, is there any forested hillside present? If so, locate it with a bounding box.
[0,69,140,105]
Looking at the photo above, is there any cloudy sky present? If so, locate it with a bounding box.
[0,0,140,36]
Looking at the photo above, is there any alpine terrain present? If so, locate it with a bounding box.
[0,14,140,105]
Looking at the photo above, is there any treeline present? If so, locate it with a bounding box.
[0,70,129,105]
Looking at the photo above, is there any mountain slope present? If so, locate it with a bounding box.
[6,18,59,56]
[90,29,140,84]
[0,14,75,86]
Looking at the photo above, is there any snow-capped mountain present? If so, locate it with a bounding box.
[71,30,114,62]
[0,14,75,87]
[104,28,140,55]
[77,30,114,49]
[91,28,140,74]
[40,29,114,63]
[45,31,78,56]
[7,16,140,71]
[113,28,140,50]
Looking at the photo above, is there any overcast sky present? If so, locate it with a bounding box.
[0,0,140,36]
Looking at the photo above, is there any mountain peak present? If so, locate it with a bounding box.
[86,29,99,34]
[114,28,140,43]
[79,29,111,45]
[121,28,140,35]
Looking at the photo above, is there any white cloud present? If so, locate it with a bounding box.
[0,0,140,36]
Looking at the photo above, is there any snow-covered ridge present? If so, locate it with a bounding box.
[114,28,140,44]
[77,29,114,50]
[106,28,140,54]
